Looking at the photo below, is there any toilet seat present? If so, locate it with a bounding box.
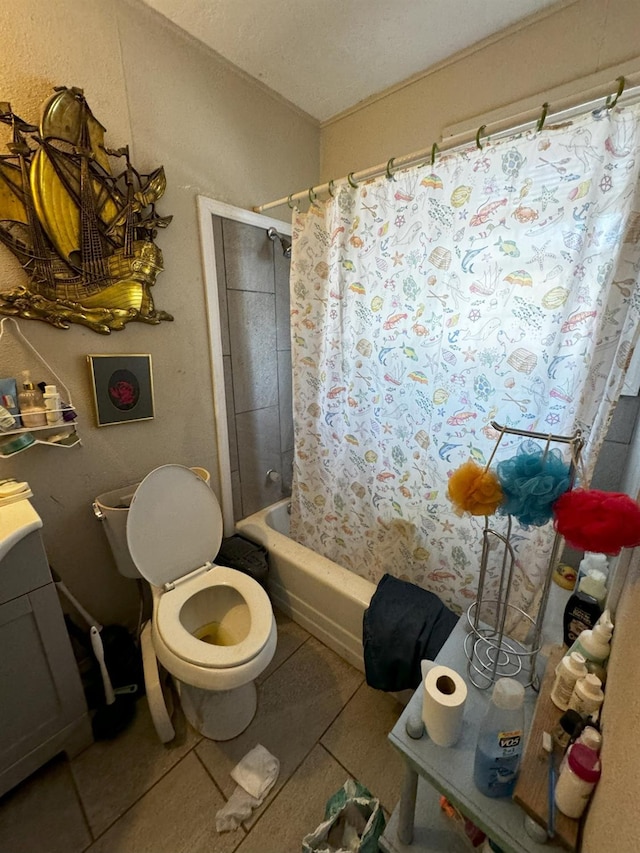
[127,464,273,669]
[156,565,273,667]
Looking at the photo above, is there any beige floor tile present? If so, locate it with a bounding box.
[321,682,404,813]
[0,755,91,853]
[196,637,363,825]
[71,696,200,837]
[235,744,350,853]
[86,752,244,853]
[257,610,309,684]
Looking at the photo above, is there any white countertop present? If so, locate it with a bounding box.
[0,499,42,562]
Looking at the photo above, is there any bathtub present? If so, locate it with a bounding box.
[236,499,375,672]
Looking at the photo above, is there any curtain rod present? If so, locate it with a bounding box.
[254,75,640,214]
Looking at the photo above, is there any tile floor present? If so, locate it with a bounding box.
[0,611,406,853]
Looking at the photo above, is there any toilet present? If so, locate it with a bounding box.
[125,464,277,742]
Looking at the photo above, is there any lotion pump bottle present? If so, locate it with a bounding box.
[566,610,614,681]
[18,370,47,427]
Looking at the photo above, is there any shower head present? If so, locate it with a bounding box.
[266,227,292,259]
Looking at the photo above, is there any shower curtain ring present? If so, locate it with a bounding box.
[308,186,317,204]
[536,102,549,133]
[475,124,487,150]
[347,172,359,188]
[606,75,625,109]
[287,194,295,209]
[328,179,336,198]
[431,142,439,166]
[385,157,396,180]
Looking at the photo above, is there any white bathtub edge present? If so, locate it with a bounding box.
[236,500,375,673]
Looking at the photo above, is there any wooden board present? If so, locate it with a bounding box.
[513,646,580,851]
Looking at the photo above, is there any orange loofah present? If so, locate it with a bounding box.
[447,459,503,517]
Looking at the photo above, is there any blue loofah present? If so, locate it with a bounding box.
[496,439,572,527]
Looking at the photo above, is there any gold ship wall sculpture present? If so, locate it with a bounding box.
[0,86,173,333]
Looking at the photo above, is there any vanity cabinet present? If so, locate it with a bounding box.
[0,506,92,796]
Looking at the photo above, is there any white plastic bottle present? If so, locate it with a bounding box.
[568,674,604,717]
[473,678,525,798]
[574,552,609,594]
[550,652,588,711]
[578,570,608,608]
[559,726,602,776]
[43,384,63,425]
[554,743,601,819]
[576,726,602,753]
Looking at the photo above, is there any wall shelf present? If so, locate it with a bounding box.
[0,317,80,458]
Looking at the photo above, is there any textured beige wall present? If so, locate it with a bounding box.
[320,0,640,182]
[0,0,319,627]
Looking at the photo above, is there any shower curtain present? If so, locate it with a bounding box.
[289,104,640,614]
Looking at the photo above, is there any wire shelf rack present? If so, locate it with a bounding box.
[463,422,584,691]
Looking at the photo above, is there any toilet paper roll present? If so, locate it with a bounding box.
[421,665,467,747]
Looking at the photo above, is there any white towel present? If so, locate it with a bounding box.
[231,744,279,800]
[215,744,280,833]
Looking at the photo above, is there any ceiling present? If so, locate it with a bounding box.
[141,0,562,122]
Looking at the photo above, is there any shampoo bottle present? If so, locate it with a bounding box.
[563,571,606,646]
[473,678,525,798]
[18,370,47,428]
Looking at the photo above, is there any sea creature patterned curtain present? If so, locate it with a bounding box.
[289,104,640,614]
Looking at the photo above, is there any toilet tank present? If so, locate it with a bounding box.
[94,468,211,579]
[93,484,141,579]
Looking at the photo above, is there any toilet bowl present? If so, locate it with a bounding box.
[126,464,276,741]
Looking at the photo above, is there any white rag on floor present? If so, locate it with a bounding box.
[215,744,280,833]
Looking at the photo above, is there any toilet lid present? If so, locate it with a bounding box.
[126,465,223,587]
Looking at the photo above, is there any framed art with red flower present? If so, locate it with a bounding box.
[87,354,155,426]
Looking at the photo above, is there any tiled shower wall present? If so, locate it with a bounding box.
[212,216,293,520]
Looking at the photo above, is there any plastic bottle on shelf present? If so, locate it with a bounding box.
[566,610,614,681]
[563,575,605,646]
[574,552,609,595]
[473,678,525,798]
[18,370,47,427]
[554,743,601,819]
[552,708,583,750]
[576,726,602,753]
[43,384,63,426]
[550,652,588,711]
[559,725,602,776]
[578,569,608,608]
[567,674,604,718]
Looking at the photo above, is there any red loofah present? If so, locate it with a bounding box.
[553,488,640,555]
